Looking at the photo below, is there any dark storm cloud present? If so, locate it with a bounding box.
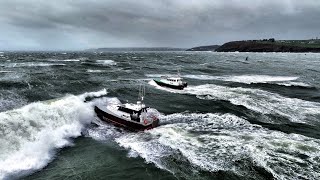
[0,0,320,50]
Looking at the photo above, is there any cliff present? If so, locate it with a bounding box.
[216,40,320,53]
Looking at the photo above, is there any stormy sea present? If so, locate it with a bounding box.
[0,51,319,180]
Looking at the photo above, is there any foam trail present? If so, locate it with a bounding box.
[149,81,320,124]
[183,74,299,84]
[0,89,107,179]
[116,113,320,179]
[187,84,320,123]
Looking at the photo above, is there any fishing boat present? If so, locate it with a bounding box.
[153,71,187,90]
[94,86,160,131]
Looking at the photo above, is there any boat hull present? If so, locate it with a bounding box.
[94,106,159,131]
[153,79,187,90]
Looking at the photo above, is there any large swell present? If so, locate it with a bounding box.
[0,89,107,179]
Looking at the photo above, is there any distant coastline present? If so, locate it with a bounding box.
[85,39,320,53]
[86,47,186,52]
[215,39,320,53]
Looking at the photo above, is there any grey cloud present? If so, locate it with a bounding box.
[0,0,320,50]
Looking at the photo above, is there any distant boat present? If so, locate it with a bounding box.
[153,70,187,90]
[94,86,160,131]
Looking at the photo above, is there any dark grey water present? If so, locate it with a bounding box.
[0,51,320,179]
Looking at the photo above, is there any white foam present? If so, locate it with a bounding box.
[276,82,311,87]
[115,113,320,179]
[224,75,298,84]
[183,74,299,84]
[0,91,27,112]
[48,59,80,62]
[87,69,104,73]
[6,62,66,68]
[193,84,320,124]
[96,60,117,66]
[78,88,107,100]
[0,71,13,73]
[0,89,107,179]
[0,72,27,81]
[149,81,320,124]
[145,74,172,78]
[183,74,217,80]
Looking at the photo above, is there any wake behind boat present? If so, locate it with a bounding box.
[94,86,160,131]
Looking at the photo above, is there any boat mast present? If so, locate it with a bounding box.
[138,84,145,102]
[177,68,181,77]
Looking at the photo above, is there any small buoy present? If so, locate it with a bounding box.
[144,119,148,124]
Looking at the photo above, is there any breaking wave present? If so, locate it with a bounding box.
[115,113,320,179]
[0,89,107,179]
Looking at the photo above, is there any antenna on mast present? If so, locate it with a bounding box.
[138,84,145,102]
[177,67,181,77]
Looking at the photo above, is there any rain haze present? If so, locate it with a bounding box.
[0,0,320,50]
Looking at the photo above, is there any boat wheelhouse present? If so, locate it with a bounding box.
[153,76,187,90]
[94,86,160,131]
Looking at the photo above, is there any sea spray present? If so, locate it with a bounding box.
[0,89,107,179]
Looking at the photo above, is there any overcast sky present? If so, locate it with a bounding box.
[0,0,320,50]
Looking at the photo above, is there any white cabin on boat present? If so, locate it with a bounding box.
[161,76,185,86]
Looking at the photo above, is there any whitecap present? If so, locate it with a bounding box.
[6,62,66,68]
[87,69,104,73]
[48,59,80,62]
[0,71,13,73]
[96,60,117,66]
